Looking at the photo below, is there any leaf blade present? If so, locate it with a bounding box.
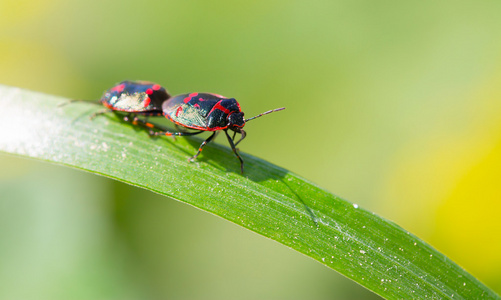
[0,85,498,299]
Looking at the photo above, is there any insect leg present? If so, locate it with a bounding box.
[234,129,246,147]
[224,129,244,173]
[89,109,112,120]
[189,131,217,162]
[127,115,167,132]
[175,124,190,133]
[149,128,205,138]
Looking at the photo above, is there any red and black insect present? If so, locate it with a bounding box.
[100,80,170,114]
[61,81,170,128]
[62,81,285,173]
[93,80,171,128]
[149,92,285,173]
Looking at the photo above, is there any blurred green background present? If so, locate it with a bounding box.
[1,0,501,299]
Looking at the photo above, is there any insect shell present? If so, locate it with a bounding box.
[151,92,285,173]
[162,92,245,131]
[100,80,170,115]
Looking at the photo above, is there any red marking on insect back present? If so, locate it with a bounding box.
[194,103,200,109]
[184,92,199,103]
[175,106,183,117]
[103,101,114,109]
[152,84,161,90]
[145,88,153,95]
[144,97,151,107]
[209,101,230,115]
[111,83,126,93]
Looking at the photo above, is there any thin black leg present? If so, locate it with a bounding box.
[175,124,191,132]
[189,131,217,162]
[113,114,202,139]
[124,114,167,132]
[234,129,246,147]
[224,129,244,173]
[150,127,205,138]
[86,107,170,135]
[89,109,112,120]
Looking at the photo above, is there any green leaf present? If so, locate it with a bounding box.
[0,85,498,300]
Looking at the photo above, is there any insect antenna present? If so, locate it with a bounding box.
[245,107,285,122]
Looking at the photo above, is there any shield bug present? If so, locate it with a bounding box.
[62,82,285,173]
[150,92,285,173]
[96,80,170,127]
[99,80,169,115]
[60,80,171,129]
